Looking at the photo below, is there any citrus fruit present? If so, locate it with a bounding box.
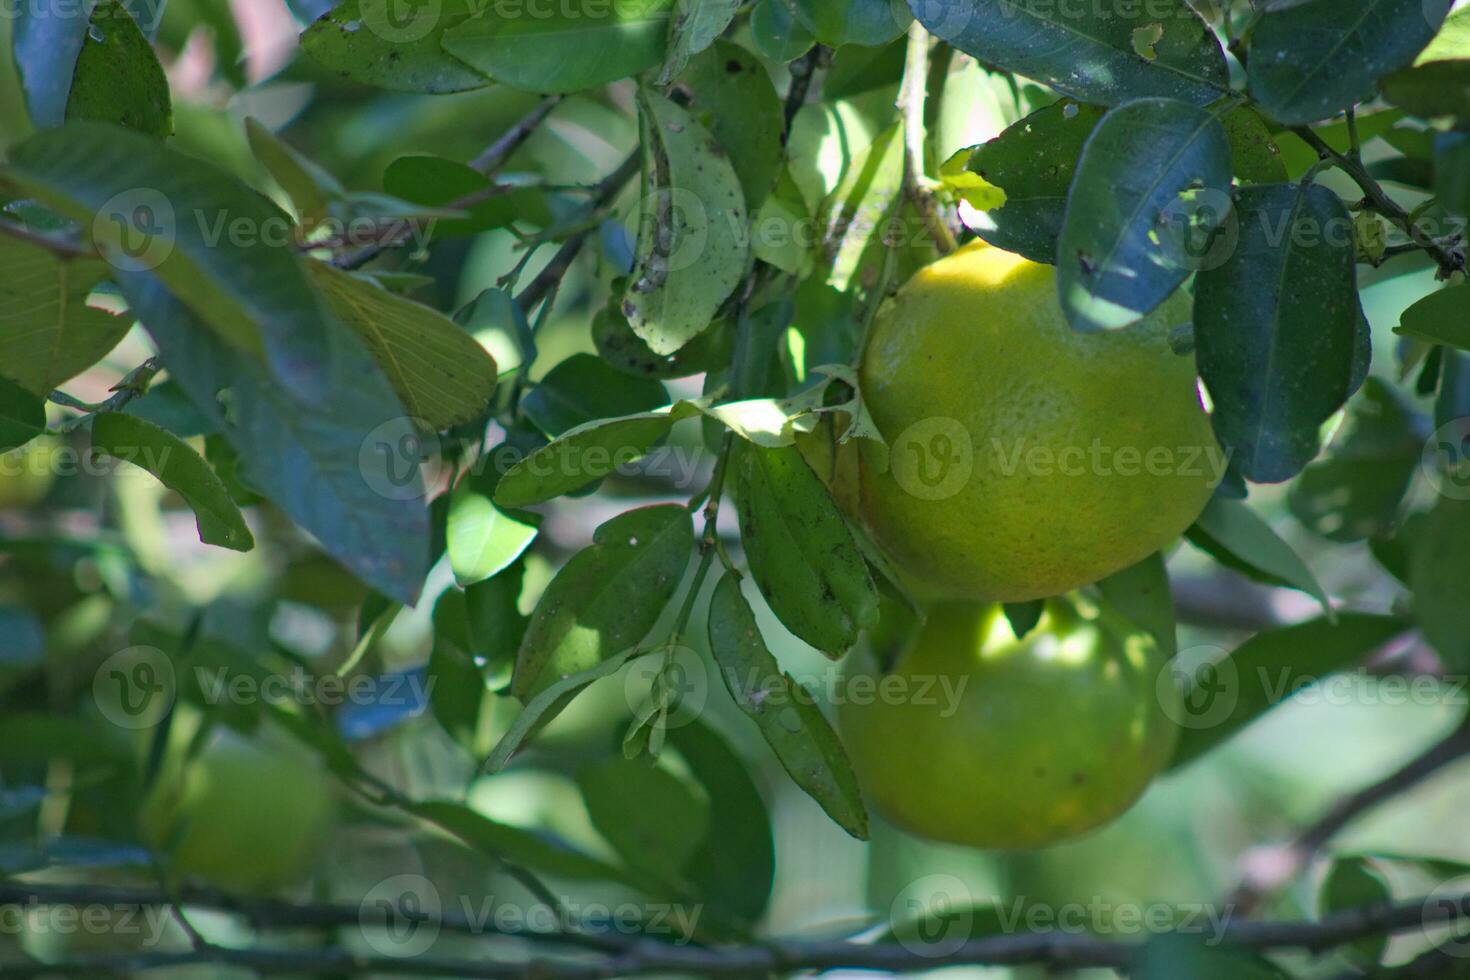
[852,240,1220,602]
[838,601,1178,849]
[140,730,334,893]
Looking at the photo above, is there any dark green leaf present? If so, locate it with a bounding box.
[520,353,668,439]
[245,118,339,230]
[1409,496,1470,668]
[125,278,429,604]
[592,302,733,380]
[0,377,46,454]
[0,232,130,397]
[911,0,1228,106]
[513,505,692,700]
[485,648,641,772]
[1095,552,1176,658]
[1320,856,1392,970]
[1382,59,1470,119]
[749,0,814,61]
[441,0,672,93]
[707,574,869,839]
[1168,613,1406,768]
[667,722,775,926]
[4,123,337,397]
[955,99,1105,263]
[576,756,709,884]
[1058,98,1231,332]
[623,89,750,356]
[1397,282,1470,349]
[91,412,254,551]
[493,409,687,509]
[12,0,92,127]
[1248,0,1452,125]
[64,0,171,137]
[733,442,878,657]
[1195,183,1360,482]
[1222,106,1287,184]
[300,0,490,93]
[1131,933,1288,979]
[307,261,499,430]
[790,0,908,47]
[381,155,549,237]
[1187,496,1330,613]
[1288,379,1423,542]
[428,590,495,751]
[1002,600,1044,639]
[1435,130,1470,216]
[822,41,906,100]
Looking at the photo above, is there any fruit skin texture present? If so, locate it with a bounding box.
[139,732,334,894]
[838,602,1178,850]
[854,241,1220,602]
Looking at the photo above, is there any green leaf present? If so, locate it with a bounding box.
[911,0,1228,106]
[428,589,496,750]
[1221,106,1287,185]
[1409,496,1470,668]
[1168,613,1405,769]
[953,99,1105,263]
[1058,98,1231,332]
[732,442,877,657]
[1397,283,1470,348]
[656,0,740,84]
[441,0,672,93]
[1195,183,1361,483]
[1382,59,1470,119]
[64,0,171,137]
[1187,496,1330,613]
[749,0,814,61]
[90,412,254,552]
[0,378,45,455]
[1002,600,1044,639]
[0,231,130,397]
[1095,552,1176,658]
[623,89,750,356]
[380,155,545,238]
[125,277,429,604]
[1320,856,1392,971]
[3,123,337,397]
[1273,109,1406,179]
[485,647,640,771]
[1248,0,1452,125]
[492,409,684,509]
[12,0,94,127]
[679,41,785,211]
[299,0,490,93]
[667,722,775,926]
[520,353,668,439]
[1419,3,1470,62]
[1288,378,1423,542]
[576,756,710,884]
[1131,934,1288,979]
[306,260,499,430]
[592,301,733,380]
[405,799,633,883]
[446,479,539,587]
[1435,130,1470,216]
[818,122,905,290]
[789,0,908,47]
[512,505,692,700]
[706,574,869,839]
[245,117,340,230]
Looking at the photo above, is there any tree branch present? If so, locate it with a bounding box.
[1227,715,1470,915]
[6,889,1470,977]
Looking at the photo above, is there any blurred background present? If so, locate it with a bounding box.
[0,2,1467,977]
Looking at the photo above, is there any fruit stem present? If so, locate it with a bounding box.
[897,22,957,256]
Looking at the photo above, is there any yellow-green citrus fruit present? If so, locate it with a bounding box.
[854,241,1221,602]
[0,436,62,507]
[140,732,334,893]
[839,602,1177,850]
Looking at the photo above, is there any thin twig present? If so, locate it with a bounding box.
[469,95,563,173]
[1227,716,1470,915]
[896,22,957,255]
[782,45,823,135]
